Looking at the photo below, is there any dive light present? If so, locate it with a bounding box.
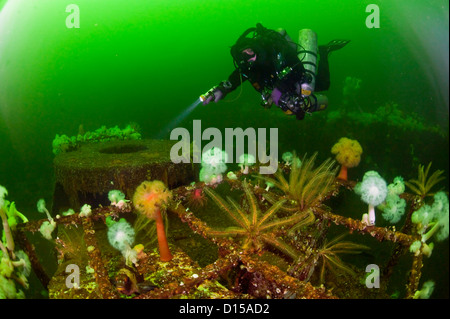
[199,86,218,103]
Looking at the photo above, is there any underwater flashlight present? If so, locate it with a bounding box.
[199,86,218,103]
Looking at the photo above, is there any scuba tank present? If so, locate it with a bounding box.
[296,29,328,115]
[308,94,328,112]
[297,29,318,95]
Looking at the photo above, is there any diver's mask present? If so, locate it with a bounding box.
[237,48,257,71]
[242,48,256,61]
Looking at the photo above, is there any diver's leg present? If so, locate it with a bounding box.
[315,46,331,92]
[315,40,350,92]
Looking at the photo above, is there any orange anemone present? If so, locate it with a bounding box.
[133,180,173,262]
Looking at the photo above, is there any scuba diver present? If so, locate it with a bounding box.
[200,23,350,120]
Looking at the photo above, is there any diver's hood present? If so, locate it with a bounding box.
[230,37,266,72]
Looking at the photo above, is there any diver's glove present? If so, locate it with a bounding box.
[202,88,224,105]
[271,88,283,106]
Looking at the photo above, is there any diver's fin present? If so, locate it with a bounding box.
[324,39,350,54]
[319,40,351,58]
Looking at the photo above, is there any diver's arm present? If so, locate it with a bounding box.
[217,68,246,97]
[202,69,246,105]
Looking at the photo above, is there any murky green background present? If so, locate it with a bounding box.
[0,0,448,298]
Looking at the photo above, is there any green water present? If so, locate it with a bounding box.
[0,0,448,299]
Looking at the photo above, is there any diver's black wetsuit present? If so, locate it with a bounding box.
[216,25,331,98]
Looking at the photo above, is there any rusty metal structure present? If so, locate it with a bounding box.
[10,139,436,299]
